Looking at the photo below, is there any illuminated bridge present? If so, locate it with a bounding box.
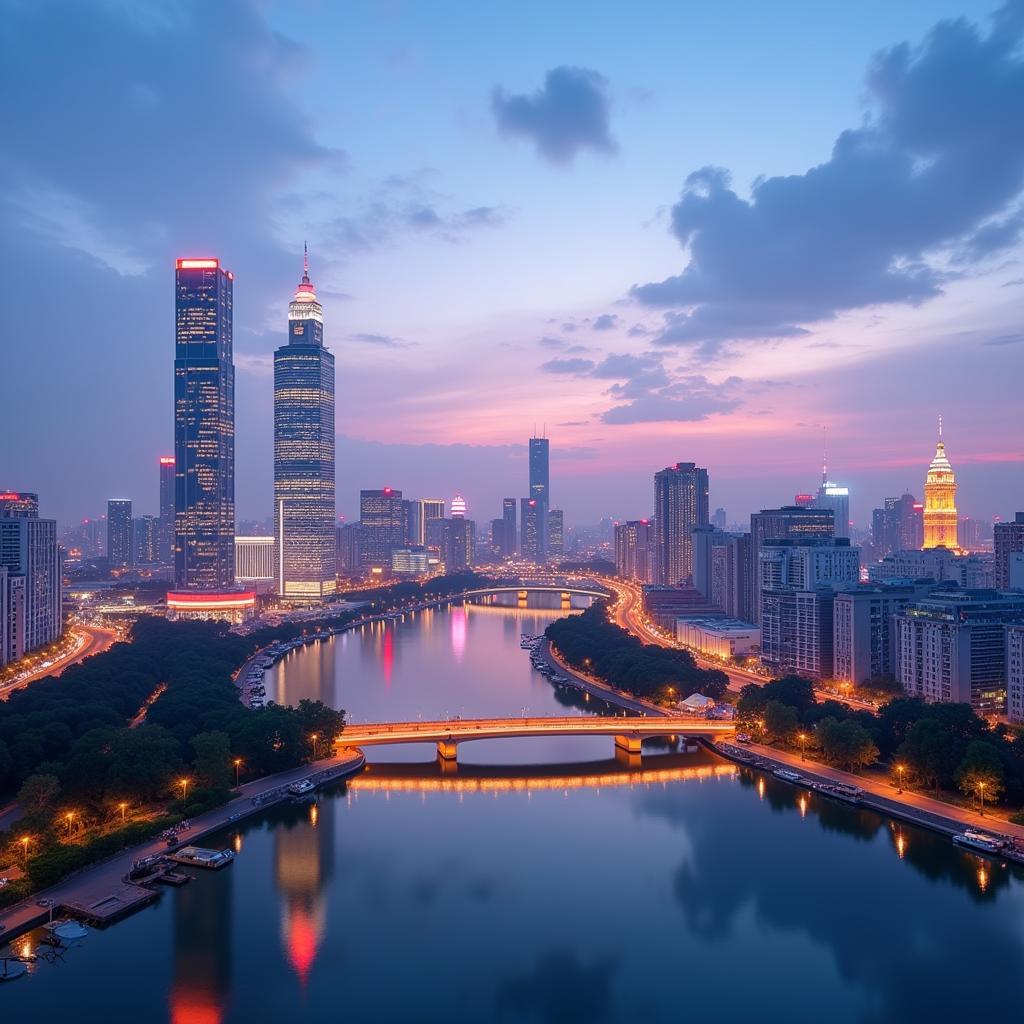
[336,715,734,766]
[462,584,611,602]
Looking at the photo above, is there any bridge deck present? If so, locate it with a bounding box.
[337,715,734,748]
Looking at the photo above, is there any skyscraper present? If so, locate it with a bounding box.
[359,489,405,568]
[614,520,654,582]
[158,456,175,563]
[653,462,709,585]
[529,436,549,506]
[274,248,336,602]
[501,498,517,558]
[995,514,1024,590]
[134,515,159,565]
[450,494,467,519]
[107,498,133,568]
[174,258,235,590]
[923,426,958,550]
[547,509,564,556]
[816,482,850,539]
[520,498,544,562]
[417,499,446,545]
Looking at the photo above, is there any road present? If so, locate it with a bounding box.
[600,577,876,710]
[1,623,120,698]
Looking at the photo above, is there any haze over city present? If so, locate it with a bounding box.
[3,0,1022,527]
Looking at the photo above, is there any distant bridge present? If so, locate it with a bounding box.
[336,715,733,766]
[462,584,610,601]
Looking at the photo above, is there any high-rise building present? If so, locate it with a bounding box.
[1008,624,1024,724]
[107,499,133,568]
[794,493,815,508]
[748,506,835,624]
[923,427,958,550]
[712,507,727,530]
[529,436,549,507]
[133,515,159,565]
[489,519,506,558]
[995,513,1024,590]
[392,546,430,576]
[0,500,61,658]
[336,522,362,575]
[273,249,336,603]
[501,498,517,558]
[710,533,753,621]
[691,525,725,600]
[520,498,544,562]
[174,257,235,589]
[416,499,445,546]
[359,489,405,568]
[0,492,39,517]
[614,520,654,582]
[653,463,709,586]
[450,494,468,519]
[895,590,1024,712]
[547,509,564,557]
[816,481,850,539]
[235,536,275,583]
[158,457,175,564]
[442,518,475,571]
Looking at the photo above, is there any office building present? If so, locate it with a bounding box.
[1008,625,1024,724]
[0,492,39,517]
[391,546,430,576]
[416,499,446,546]
[653,463,709,586]
[832,580,940,687]
[547,509,564,557]
[359,489,405,568]
[273,249,336,602]
[642,585,721,631]
[235,536,275,583]
[691,525,726,601]
[529,436,549,507]
[133,515,160,565]
[712,507,727,530]
[794,493,815,508]
[710,533,753,622]
[336,522,362,576]
[868,548,993,588]
[174,257,235,589]
[895,590,1024,712]
[107,499,133,568]
[166,589,256,624]
[488,519,506,558]
[816,481,850,539]
[748,506,834,624]
[501,498,517,557]
[0,501,61,657]
[614,520,654,582]
[871,494,923,558]
[442,519,475,571]
[676,618,760,659]
[520,498,544,562]
[995,513,1024,590]
[922,429,958,550]
[158,457,175,563]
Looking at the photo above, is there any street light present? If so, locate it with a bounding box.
[119,801,127,823]
[798,732,807,761]
[179,777,190,803]
[310,733,320,759]
[20,836,31,864]
[234,758,243,787]
[895,764,905,794]
[65,811,75,839]
[978,781,987,816]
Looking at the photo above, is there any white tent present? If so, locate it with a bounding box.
[679,693,714,712]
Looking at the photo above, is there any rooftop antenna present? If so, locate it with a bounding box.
[938,414,943,439]
[302,240,309,283]
[821,426,828,487]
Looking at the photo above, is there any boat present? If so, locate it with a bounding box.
[952,830,1005,855]
[772,768,804,784]
[169,846,235,869]
[44,919,89,942]
[811,782,864,805]
[288,779,316,798]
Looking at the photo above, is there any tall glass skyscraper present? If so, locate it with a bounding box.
[529,436,549,506]
[158,456,175,564]
[174,258,235,590]
[107,498,133,568]
[527,435,550,561]
[653,462,709,586]
[274,249,336,602]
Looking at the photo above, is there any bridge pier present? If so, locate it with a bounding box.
[517,589,528,606]
[560,591,572,608]
[437,740,458,762]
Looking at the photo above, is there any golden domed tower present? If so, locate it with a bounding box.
[922,419,958,550]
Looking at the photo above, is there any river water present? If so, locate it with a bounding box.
[3,595,1023,1023]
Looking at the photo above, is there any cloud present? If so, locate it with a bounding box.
[1001,276,1024,287]
[537,335,566,349]
[592,313,620,331]
[985,332,1024,346]
[540,357,596,374]
[632,7,1024,349]
[349,333,415,349]
[491,66,617,164]
[601,376,742,424]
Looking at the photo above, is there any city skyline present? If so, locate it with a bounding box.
[3,1,1023,528]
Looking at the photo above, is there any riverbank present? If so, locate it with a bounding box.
[0,748,365,945]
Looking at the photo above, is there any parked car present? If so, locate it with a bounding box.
[736,732,752,744]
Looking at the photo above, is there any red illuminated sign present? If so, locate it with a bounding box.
[159,456,175,465]
[176,258,219,269]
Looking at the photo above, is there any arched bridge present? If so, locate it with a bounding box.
[462,585,610,600]
[335,715,734,767]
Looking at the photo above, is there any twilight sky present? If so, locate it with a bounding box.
[2,0,1023,530]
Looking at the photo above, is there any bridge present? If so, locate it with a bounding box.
[335,714,734,768]
[462,584,610,604]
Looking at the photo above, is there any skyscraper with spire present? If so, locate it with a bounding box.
[923,419,958,550]
[814,428,850,538]
[273,245,336,601]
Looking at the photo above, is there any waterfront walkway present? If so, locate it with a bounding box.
[0,749,364,944]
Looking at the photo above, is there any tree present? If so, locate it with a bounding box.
[191,731,233,791]
[956,740,1005,810]
[735,684,767,725]
[816,718,879,772]
[17,773,61,813]
[763,700,799,743]
[761,675,816,716]
[897,718,958,793]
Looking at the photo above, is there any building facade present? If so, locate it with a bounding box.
[547,509,564,557]
[174,258,235,589]
[273,251,336,602]
[614,520,654,582]
[107,498,133,568]
[0,502,61,659]
[653,463,709,586]
[1008,624,1024,724]
[520,498,544,562]
[235,536,275,583]
[501,498,517,558]
[158,456,175,563]
[359,489,405,569]
[133,515,160,565]
[922,432,958,550]
[995,513,1024,590]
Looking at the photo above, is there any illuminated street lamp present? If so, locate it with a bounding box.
[798,732,807,761]
[310,733,320,759]
[234,758,243,787]
[978,781,987,817]
[179,777,190,803]
[119,801,127,823]
[65,811,75,839]
[895,764,905,794]
[20,836,31,864]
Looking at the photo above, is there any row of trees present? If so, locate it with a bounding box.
[545,602,729,702]
[737,676,1024,809]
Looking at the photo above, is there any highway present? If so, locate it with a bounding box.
[0,623,120,698]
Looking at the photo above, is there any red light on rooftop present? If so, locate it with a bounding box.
[383,487,393,495]
[176,258,220,269]
[159,456,175,465]
[0,493,22,501]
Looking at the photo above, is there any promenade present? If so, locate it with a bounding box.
[0,749,364,944]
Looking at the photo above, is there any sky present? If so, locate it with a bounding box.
[2,0,1023,530]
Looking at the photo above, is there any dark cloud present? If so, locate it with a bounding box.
[1001,276,1024,287]
[601,376,741,424]
[492,66,617,164]
[349,333,415,349]
[985,332,1024,346]
[537,335,566,349]
[541,357,596,374]
[632,7,1024,348]
[592,313,620,330]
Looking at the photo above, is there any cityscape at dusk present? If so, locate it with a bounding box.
[2,2,1024,1021]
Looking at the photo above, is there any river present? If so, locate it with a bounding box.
[3,595,1023,1023]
